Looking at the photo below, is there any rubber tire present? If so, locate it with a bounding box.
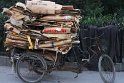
[98,54,115,83]
[16,52,47,83]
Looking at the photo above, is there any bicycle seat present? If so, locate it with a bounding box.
[72,40,80,44]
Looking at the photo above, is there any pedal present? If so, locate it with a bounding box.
[74,73,78,78]
[72,40,80,44]
[82,59,89,62]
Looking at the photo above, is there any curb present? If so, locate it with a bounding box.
[0,56,11,66]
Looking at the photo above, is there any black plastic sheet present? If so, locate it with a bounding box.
[79,25,121,63]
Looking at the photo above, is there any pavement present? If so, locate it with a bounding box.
[0,66,124,83]
[0,56,124,83]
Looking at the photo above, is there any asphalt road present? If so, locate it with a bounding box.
[0,66,124,83]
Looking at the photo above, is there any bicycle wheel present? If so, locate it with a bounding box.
[16,52,47,83]
[98,54,115,83]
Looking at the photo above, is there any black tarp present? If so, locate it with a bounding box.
[0,24,5,52]
[79,25,121,63]
[119,28,124,59]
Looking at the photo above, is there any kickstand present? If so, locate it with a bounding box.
[11,57,16,73]
[11,63,15,73]
[74,67,82,78]
[74,73,79,78]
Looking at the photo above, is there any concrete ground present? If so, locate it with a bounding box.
[0,66,124,83]
[0,56,124,83]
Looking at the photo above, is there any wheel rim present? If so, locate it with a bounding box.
[17,54,47,83]
[99,55,115,83]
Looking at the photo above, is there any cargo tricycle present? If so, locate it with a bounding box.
[9,31,115,83]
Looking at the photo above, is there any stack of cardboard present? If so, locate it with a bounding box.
[3,0,81,55]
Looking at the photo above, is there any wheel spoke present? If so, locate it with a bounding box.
[16,52,47,83]
[98,54,115,83]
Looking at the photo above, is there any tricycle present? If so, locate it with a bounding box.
[9,31,115,83]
